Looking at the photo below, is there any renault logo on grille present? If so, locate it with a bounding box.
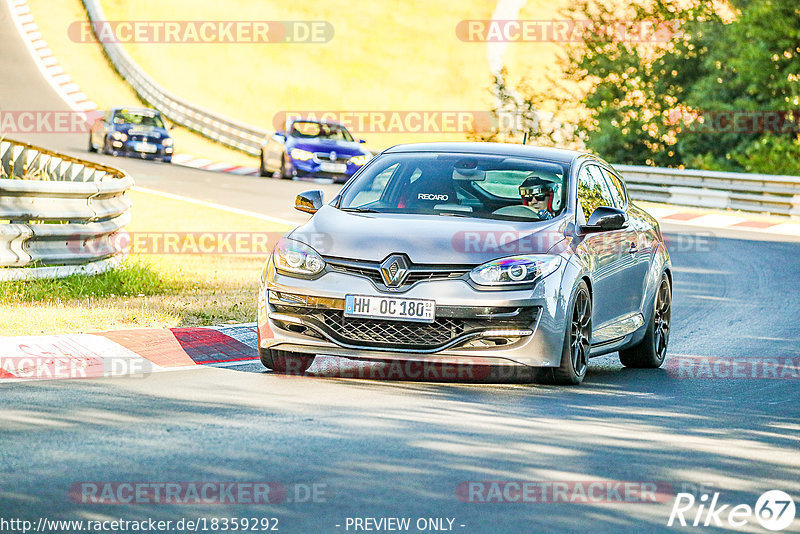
[380,255,409,287]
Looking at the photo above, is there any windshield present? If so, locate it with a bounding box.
[113,110,165,128]
[338,152,569,222]
[290,121,354,141]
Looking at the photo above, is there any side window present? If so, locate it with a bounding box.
[577,165,616,222]
[600,168,627,209]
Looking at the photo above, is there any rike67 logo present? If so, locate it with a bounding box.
[668,490,796,531]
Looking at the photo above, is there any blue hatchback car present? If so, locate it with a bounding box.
[260,119,371,183]
[89,107,174,163]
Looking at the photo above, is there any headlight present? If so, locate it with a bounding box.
[272,238,325,276]
[349,154,371,166]
[111,131,127,141]
[162,138,173,147]
[289,148,315,161]
[470,255,562,286]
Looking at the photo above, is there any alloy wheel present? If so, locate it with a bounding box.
[654,278,671,360]
[571,289,591,376]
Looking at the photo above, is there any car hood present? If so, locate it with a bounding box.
[114,123,170,139]
[289,205,569,265]
[290,139,366,156]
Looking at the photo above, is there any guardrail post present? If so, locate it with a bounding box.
[791,195,800,217]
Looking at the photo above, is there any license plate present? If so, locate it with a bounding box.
[344,295,435,323]
[134,142,157,153]
[320,162,347,173]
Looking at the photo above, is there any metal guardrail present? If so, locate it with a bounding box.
[81,0,270,156]
[0,138,133,281]
[617,165,800,217]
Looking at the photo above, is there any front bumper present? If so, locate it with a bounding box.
[258,263,570,368]
[111,139,173,160]
[290,158,361,181]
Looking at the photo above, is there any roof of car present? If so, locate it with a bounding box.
[383,142,587,164]
[110,107,161,114]
[290,118,343,126]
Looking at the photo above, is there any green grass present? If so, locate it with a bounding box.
[0,258,169,303]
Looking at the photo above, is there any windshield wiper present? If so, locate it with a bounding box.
[341,207,380,213]
[436,212,471,217]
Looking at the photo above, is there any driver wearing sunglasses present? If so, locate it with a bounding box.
[518,175,556,220]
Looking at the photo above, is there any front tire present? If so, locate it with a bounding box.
[102,137,112,155]
[538,281,592,385]
[260,348,315,374]
[259,149,270,177]
[279,154,292,180]
[619,272,671,368]
[88,134,97,153]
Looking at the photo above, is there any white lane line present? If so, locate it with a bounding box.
[659,216,800,237]
[766,223,800,236]
[132,186,296,226]
[682,214,749,228]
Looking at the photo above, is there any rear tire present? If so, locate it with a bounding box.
[88,134,97,153]
[619,272,671,368]
[260,348,315,374]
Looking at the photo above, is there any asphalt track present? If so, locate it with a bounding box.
[1,4,799,532]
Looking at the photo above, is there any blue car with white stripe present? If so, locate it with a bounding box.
[89,107,173,163]
[259,119,371,183]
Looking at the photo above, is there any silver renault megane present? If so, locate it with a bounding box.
[257,142,672,385]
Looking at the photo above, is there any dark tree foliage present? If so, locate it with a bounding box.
[561,0,800,172]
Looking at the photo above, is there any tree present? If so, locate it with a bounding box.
[557,0,800,173]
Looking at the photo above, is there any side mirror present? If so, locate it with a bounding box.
[359,139,366,144]
[295,190,324,214]
[581,206,627,233]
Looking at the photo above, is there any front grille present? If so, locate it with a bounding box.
[128,135,161,143]
[326,258,471,289]
[313,152,351,164]
[315,310,463,347]
[271,304,539,350]
[328,263,383,284]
